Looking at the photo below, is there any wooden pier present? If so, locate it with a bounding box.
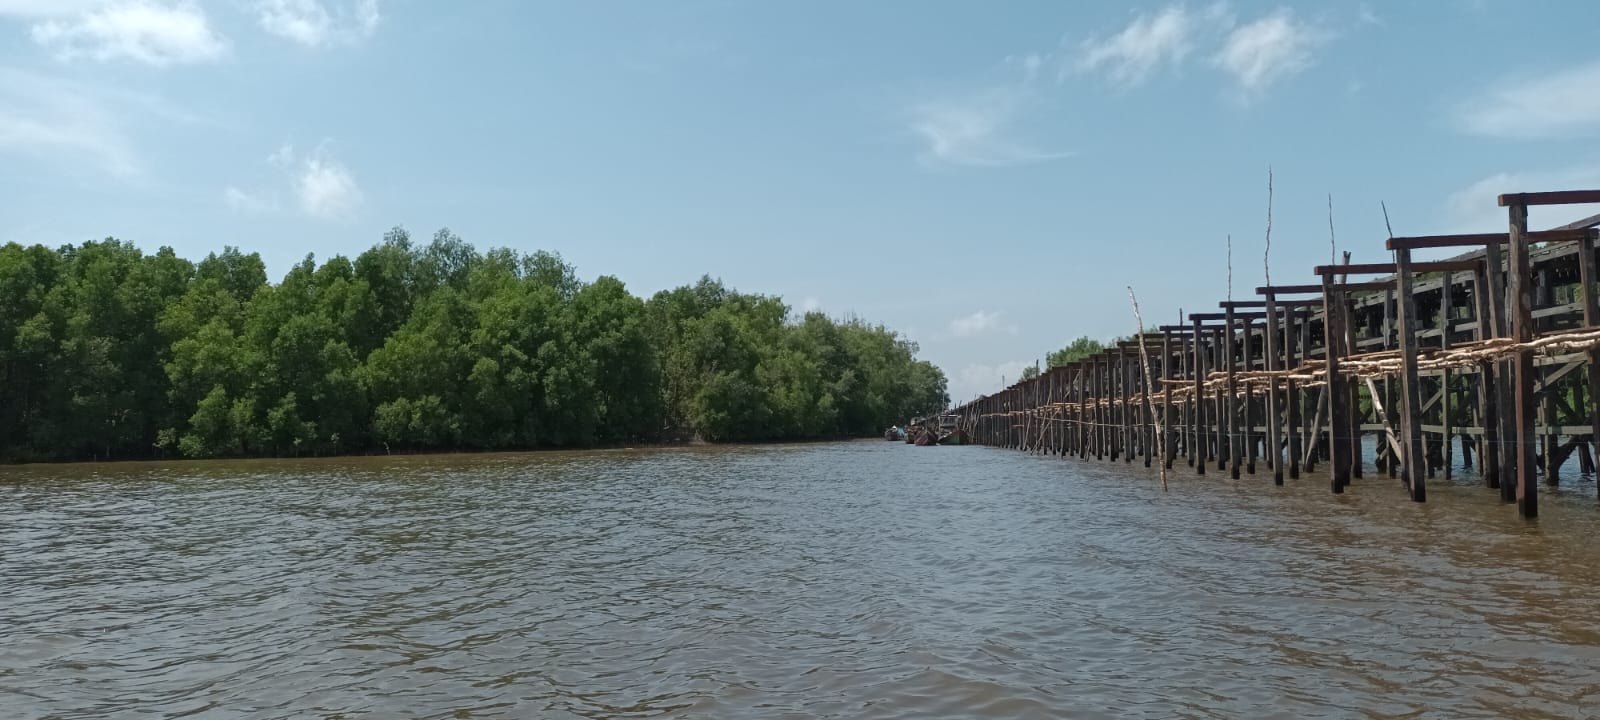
[949,191,1600,519]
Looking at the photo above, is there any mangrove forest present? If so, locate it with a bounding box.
[0,229,948,463]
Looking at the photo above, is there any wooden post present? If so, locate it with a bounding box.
[1193,318,1206,475]
[1472,265,1501,488]
[1243,317,1257,475]
[1264,292,1284,484]
[1342,277,1363,480]
[1290,307,1306,476]
[1394,247,1428,502]
[1224,306,1240,478]
[1440,270,1454,480]
[1578,231,1600,496]
[1481,233,1516,502]
[1322,272,1350,492]
[1506,200,1538,518]
[1163,329,1176,469]
[1213,326,1225,471]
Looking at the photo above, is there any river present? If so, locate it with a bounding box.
[4,441,1600,718]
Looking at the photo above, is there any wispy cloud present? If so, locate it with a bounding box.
[1357,3,1384,27]
[228,141,364,219]
[0,68,139,177]
[909,86,1071,168]
[30,1,227,67]
[0,1,105,16]
[1213,9,1321,95]
[296,150,362,218]
[1077,4,1200,87]
[223,185,277,213]
[947,310,1018,339]
[1442,165,1600,233]
[1459,60,1600,139]
[951,360,1033,402]
[254,0,380,48]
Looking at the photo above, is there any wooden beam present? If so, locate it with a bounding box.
[1257,284,1322,296]
[1385,229,1588,250]
[1499,190,1600,207]
[1310,260,1481,276]
[1189,311,1268,321]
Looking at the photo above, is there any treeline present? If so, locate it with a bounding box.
[0,229,948,462]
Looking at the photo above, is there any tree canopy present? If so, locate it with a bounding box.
[0,231,948,462]
[1045,335,1107,368]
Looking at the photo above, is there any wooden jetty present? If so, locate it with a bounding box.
[948,191,1600,519]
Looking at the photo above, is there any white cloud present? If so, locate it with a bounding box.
[947,310,1019,339]
[294,148,363,219]
[1459,61,1600,139]
[1357,3,1384,27]
[1078,4,1197,87]
[0,68,138,176]
[0,1,105,16]
[223,185,277,213]
[1442,166,1600,234]
[951,360,1033,403]
[1213,9,1319,94]
[228,141,364,219]
[268,142,295,169]
[30,1,226,67]
[909,87,1071,167]
[254,0,380,47]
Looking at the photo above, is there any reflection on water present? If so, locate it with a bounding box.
[4,442,1600,718]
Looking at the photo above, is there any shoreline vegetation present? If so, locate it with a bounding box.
[0,229,948,465]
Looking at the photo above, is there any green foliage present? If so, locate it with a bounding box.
[1046,335,1106,367]
[0,232,946,461]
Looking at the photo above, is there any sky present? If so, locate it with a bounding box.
[4,1,1600,404]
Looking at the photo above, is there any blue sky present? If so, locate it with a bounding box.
[3,1,1600,403]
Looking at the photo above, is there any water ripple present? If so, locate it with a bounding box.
[5,443,1600,718]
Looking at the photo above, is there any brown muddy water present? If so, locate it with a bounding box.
[4,441,1600,719]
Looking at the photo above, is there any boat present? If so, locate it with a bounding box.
[938,428,971,446]
[884,426,905,441]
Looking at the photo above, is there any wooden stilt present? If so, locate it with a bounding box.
[1394,247,1428,502]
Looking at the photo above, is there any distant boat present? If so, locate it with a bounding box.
[938,428,970,446]
[884,426,905,441]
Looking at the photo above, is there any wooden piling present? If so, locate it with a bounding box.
[1504,198,1538,518]
[1393,247,1428,501]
